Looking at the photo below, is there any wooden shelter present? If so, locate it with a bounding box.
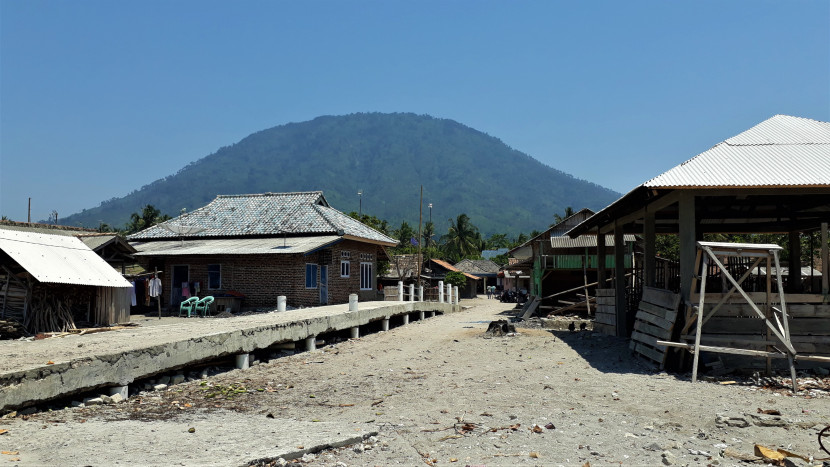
[568,115,830,372]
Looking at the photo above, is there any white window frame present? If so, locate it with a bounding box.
[207,264,221,290]
[360,262,373,290]
[305,263,318,289]
[340,260,350,278]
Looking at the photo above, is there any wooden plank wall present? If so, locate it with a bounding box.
[594,288,616,335]
[94,287,131,325]
[629,287,681,368]
[683,294,830,370]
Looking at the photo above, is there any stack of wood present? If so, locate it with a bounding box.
[24,292,78,334]
[0,319,27,339]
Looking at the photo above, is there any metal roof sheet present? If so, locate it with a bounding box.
[128,191,397,246]
[645,115,830,188]
[0,230,132,287]
[131,236,342,256]
[550,234,636,249]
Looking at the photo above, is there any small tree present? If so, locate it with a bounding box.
[444,271,467,289]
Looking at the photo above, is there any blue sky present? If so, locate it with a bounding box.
[1,1,828,223]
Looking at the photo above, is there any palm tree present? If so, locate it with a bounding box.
[441,214,481,263]
[125,205,171,234]
[552,206,575,225]
[422,221,436,248]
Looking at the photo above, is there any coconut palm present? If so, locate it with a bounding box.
[441,214,481,263]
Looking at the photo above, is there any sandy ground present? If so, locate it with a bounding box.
[1,298,828,466]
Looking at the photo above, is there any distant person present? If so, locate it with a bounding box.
[486,285,492,299]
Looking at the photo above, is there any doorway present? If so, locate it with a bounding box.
[320,265,328,305]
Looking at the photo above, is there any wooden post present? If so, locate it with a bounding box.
[678,192,696,304]
[156,267,161,320]
[821,222,828,296]
[692,253,708,383]
[788,231,801,293]
[583,247,591,316]
[614,221,626,337]
[765,255,773,374]
[597,233,606,285]
[773,249,798,393]
[644,208,656,288]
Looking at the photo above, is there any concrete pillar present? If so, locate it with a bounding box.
[305,336,316,351]
[277,296,286,312]
[108,385,129,400]
[350,326,359,339]
[438,281,444,303]
[235,353,250,369]
[398,281,404,301]
[419,310,425,320]
[453,286,459,304]
[409,283,415,302]
[348,294,358,312]
[429,311,436,317]
[597,233,607,286]
[418,285,424,301]
[446,284,452,304]
[402,313,409,325]
[382,318,390,331]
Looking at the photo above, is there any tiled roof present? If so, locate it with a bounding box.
[127,191,397,246]
[454,259,500,275]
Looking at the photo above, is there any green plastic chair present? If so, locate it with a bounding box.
[195,296,215,317]
[178,297,199,317]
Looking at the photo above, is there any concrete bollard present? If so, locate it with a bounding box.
[277,296,286,312]
[446,284,452,304]
[402,313,409,325]
[454,286,459,305]
[408,283,415,302]
[108,385,129,400]
[350,326,359,339]
[429,311,436,317]
[419,310,425,320]
[235,354,250,369]
[398,281,404,301]
[349,294,358,312]
[419,285,424,302]
[438,281,444,303]
[382,318,390,331]
[306,336,317,351]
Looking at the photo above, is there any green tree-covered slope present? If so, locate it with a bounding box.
[63,113,619,235]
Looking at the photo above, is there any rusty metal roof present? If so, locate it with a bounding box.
[550,234,636,249]
[127,191,397,246]
[0,229,132,287]
[645,115,830,188]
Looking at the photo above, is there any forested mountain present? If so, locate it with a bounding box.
[63,113,619,235]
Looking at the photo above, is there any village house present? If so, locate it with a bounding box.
[421,258,479,299]
[453,258,500,295]
[127,191,398,311]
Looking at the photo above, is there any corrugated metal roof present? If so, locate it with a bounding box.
[550,234,636,249]
[454,259,500,275]
[0,230,132,287]
[127,191,397,246]
[430,258,481,280]
[131,235,342,256]
[645,115,830,188]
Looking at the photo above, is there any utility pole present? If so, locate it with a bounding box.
[418,186,423,284]
[358,190,363,218]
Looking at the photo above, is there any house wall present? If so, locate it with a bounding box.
[138,239,383,310]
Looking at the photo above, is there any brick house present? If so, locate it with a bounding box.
[128,192,398,310]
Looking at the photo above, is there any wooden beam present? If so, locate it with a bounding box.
[644,207,656,288]
[822,222,828,295]
[597,233,606,285]
[678,192,696,304]
[788,231,801,293]
[614,221,626,337]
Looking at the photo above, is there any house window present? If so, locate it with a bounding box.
[341,260,350,278]
[305,264,318,289]
[207,264,221,289]
[360,262,373,290]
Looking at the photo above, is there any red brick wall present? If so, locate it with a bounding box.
[136,239,384,309]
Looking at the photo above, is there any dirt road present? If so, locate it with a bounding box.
[1,298,827,465]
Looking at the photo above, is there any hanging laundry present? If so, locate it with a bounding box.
[182,282,190,298]
[194,281,200,295]
[149,277,162,298]
[144,278,151,305]
[130,280,137,307]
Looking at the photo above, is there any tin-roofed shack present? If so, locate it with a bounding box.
[128,191,398,311]
[567,114,830,371]
[0,229,133,334]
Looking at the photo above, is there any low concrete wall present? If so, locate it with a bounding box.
[0,301,455,411]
